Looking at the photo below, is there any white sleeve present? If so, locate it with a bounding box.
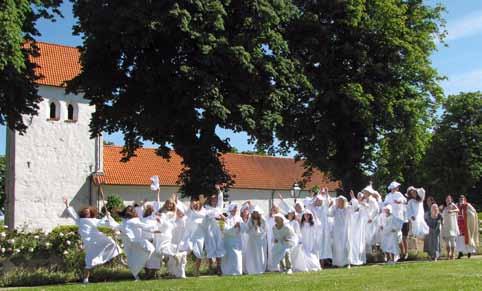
[278,199,291,215]
[217,190,224,209]
[66,207,79,221]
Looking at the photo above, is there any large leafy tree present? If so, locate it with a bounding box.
[0,0,62,133]
[423,92,482,207]
[68,0,307,196]
[278,0,445,191]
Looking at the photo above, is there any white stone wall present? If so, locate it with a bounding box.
[7,85,97,230]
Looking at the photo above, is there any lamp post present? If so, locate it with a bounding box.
[291,183,302,203]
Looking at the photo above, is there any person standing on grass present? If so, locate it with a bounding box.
[270,213,297,274]
[203,184,226,275]
[245,204,268,275]
[456,195,479,259]
[330,196,353,268]
[266,205,282,271]
[348,190,370,266]
[384,181,408,260]
[292,209,322,272]
[308,191,333,268]
[406,187,429,239]
[441,195,459,260]
[381,205,404,264]
[424,203,443,261]
[240,202,251,274]
[423,196,436,254]
[63,198,122,284]
[221,203,244,276]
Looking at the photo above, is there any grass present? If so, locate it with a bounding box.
[18,258,482,291]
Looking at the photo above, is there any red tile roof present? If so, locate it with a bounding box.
[27,42,81,87]
[101,146,339,191]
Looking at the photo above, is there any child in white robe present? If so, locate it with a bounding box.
[167,206,188,278]
[203,186,226,275]
[180,197,206,276]
[117,206,158,280]
[381,205,404,264]
[266,205,281,271]
[270,213,297,274]
[292,209,321,272]
[330,196,352,268]
[141,205,163,277]
[384,181,408,260]
[221,203,244,276]
[63,198,121,284]
[245,205,268,275]
[406,187,429,238]
[348,191,369,266]
[240,203,251,274]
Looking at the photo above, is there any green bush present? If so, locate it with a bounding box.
[104,194,125,221]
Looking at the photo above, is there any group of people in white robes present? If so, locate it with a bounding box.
[63,179,479,283]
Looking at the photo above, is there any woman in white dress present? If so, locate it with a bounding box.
[63,198,121,284]
[167,206,188,278]
[180,197,207,276]
[441,195,459,260]
[203,185,226,275]
[221,203,244,276]
[141,205,163,278]
[330,196,352,268]
[117,206,159,280]
[270,213,297,274]
[406,187,429,238]
[308,193,333,267]
[240,203,250,274]
[348,191,369,266]
[245,205,268,275]
[381,205,404,264]
[266,205,281,271]
[292,209,321,272]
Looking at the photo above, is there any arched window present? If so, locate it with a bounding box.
[49,102,57,119]
[67,104,74,121]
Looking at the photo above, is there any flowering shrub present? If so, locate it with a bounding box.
[0,224,123,274]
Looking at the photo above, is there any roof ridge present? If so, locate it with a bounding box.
[104,145,295,160]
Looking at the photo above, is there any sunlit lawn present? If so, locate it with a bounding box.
[29,257,482,291]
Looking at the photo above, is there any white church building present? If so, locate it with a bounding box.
[4,42,339,231]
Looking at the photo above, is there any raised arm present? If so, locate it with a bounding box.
[215,185,224,209]
[63,197,79,220]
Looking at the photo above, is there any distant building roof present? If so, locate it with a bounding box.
[101,146,339,191]
[27,42,81,87]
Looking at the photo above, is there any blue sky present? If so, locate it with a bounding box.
[1,0,482,155]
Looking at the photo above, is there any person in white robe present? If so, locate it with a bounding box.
[330,196,353,268]
[381,205,404,264]
[359,185,381,252]
[292,209,321,272]
[63,198,121,284]
[277,193,304,222]
[239,202,250,274]
[117,206,159,280]
[167,206,188,278]
[179,197,207,276]
[384,181,408,260]
[308,193,333,267]
[141,205,163,277]
[221,203,244,276]
[406,187,429,239]
[441,195,459,260]
[348,191,369,266]
[270,213,297,274]
[245,205,268,274]
[266,205,281,271]
[203,185,226,275]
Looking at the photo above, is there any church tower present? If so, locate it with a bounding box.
[5,42,102,230]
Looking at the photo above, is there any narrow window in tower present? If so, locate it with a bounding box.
[67,104,74,121]
[49,102,57,119]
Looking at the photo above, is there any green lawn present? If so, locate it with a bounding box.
[25,258,482,291]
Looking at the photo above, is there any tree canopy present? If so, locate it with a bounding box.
[277,0,445,191]
[0,0,62,133]
[423,92,482,207]
[69,0,446,196]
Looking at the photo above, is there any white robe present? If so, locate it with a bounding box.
[181,207,206,259]
[364,196,380,248]
[167,216,188,278]
[292,222,321,272]
[141,215,163,269]
[406,199,429,238]
[330,206,352,267]
[117,217,157,277]
[203,191,225,259]
[245,217,268,274]
[240,219,250,274]
[221,214,243,275]
[266,216,278,271]
[348,199,368,265]
[309,203,333,259]
[384,192,407,222]
[270,224,296,270]
[66,207,121,269]
[381,214,403,256]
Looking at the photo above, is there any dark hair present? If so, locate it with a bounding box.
[79,207,90,218]
[89,207,99,218]
[444,195,453,207]
[143,205,154,218]
[121,206,138,219]
[301,212,314,227]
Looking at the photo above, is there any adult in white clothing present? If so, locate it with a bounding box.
[244,205,268,275]
[221,203,244,276]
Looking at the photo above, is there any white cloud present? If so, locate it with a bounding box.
[446,10,482,42]
[442,68,482,95]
